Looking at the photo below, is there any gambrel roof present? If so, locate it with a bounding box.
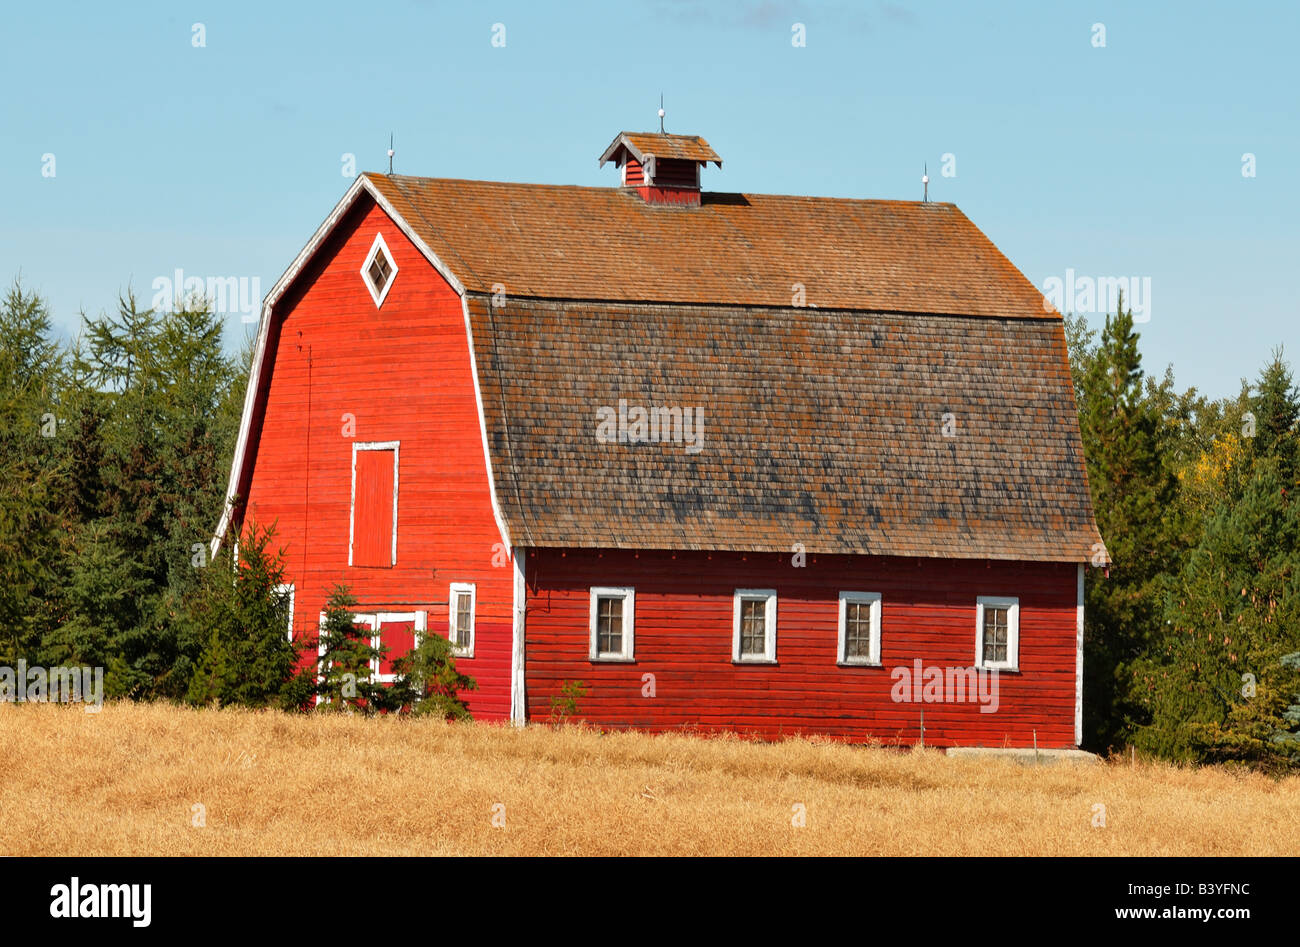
[217,171,1101,562]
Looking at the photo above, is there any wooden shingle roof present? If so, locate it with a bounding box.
[467,295,1100,561]
[599,131,724,167]
[364,174,1059,319]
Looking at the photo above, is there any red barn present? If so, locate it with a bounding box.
[215,129,1104,747]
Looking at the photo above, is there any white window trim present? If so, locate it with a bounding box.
[449,583,477,658]
[276,583,296,642]
[837,591,882,666]
[373,611,425,684]
[732,589,777,664]
[975,596,1020,672]
[360,232,398,308]
[347,441,400,567]
[588,586,635,662]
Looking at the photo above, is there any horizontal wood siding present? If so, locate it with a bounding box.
[623,158,644,186]
[524,548,1079,747]
[241,197,511,719]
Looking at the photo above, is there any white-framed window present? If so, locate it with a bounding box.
[449,583,476,658]
[976,596,1019,671]
[360,232,398,307]
[348,441,399,567]
[837,591,881,666]
[588,587,635,661]
[732,589,777,664]
[275,584,296,642]
[315,610,425,702]
[373,611,424,683]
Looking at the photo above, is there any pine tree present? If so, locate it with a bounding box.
[1078,295,1181,750]
[316,585,389,713]
[184,521,314,710]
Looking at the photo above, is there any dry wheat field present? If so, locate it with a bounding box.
[1,701,1297,856]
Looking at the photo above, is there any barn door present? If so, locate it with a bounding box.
[350,443,398,567]
[373,612,425,683]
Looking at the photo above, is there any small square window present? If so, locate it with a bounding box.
[449,583,476,658]
[589,587,634,661]
[360,233,398,307]
[732,589,777,663]
[837,591,881,665]
[976,596,1019,671]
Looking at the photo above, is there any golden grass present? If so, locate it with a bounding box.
[2,701,1297,856]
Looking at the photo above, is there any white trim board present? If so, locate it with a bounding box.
[1075,564,1085,747]
[510,549,527,726]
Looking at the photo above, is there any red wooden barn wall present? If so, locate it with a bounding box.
[523,548,1079,747]
[240,196,512,719]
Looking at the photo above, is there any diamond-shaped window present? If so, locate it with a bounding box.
[360,233,398,307]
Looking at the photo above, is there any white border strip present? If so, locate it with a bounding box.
[510,548,527,725]
[1075,563,1085,747]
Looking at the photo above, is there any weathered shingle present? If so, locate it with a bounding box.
[467,295,1101,561]
[599,131,724,166]
[364,173,1058,319]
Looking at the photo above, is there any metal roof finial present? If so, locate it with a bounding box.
[922,163,929,202]
[388,134,395,174]
[658,94,665,133]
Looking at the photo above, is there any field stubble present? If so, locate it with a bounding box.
[1,701,1297,856]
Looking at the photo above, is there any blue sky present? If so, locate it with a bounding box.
[2,0,1295,400]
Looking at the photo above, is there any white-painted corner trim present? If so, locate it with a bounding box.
[462,293,514,552]
[510,549,527,726]
[212,173,467,555]
[1076,563,1085,747]
[347,441,400,567]
[359,231,398,307]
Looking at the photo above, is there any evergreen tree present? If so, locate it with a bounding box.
[316,585,389,713]
[184,521,315,710]
[1078,295,1181,750]
[0,279,67,665]
[1134,353,1300,769]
